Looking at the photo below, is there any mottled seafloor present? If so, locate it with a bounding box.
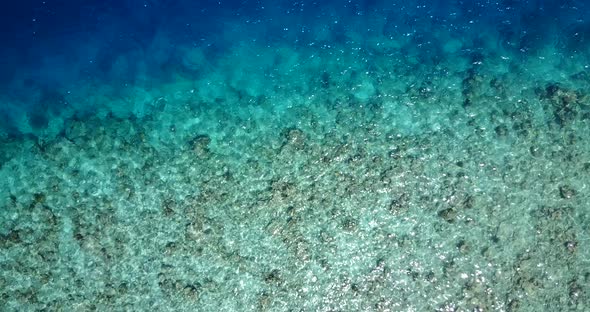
[1,2,590,311]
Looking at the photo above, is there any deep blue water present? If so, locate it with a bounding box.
[1,0,589,138]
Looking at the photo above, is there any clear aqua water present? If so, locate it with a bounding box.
[0,1,589,311]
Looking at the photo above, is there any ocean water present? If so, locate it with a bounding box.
[0,0,589,311]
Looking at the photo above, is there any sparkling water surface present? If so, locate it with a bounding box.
[0,1,589,311]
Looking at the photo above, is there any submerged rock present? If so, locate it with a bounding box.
[538,83,586,126]
[190,134,211,158]
[495,124,509,137]
[281,127,306,151]
[559,185,576,199]
[438,208,457,223]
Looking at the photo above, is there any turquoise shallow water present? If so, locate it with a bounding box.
[1,1,590,311]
